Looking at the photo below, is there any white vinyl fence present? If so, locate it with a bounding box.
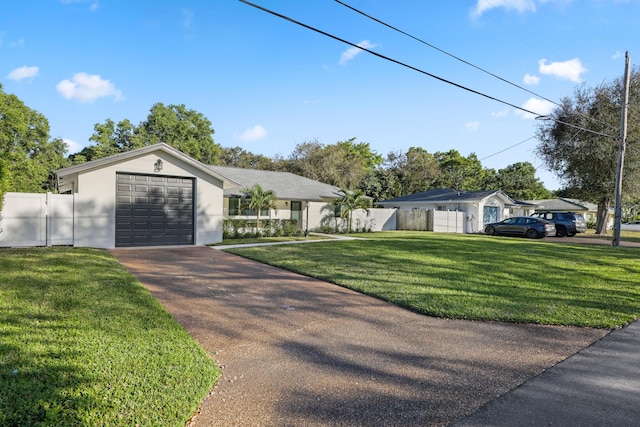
[397,209,465,233]
[0,192,74,247]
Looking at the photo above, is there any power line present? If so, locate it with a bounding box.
[535,116,618,139]
[239,0,543,117]
[335,0,559,108]
[479,136,536,161]
[335,0,621,136]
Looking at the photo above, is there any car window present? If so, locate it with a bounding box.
[503,218,517,224]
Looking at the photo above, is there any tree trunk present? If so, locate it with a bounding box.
[595,197,610,234]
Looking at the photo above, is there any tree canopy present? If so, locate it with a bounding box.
[75,103,221,164]
[536,67,640,232]
[281,138,383,190]
[0,84,68,193]
[1,83,555,210]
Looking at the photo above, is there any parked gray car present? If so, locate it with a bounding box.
[530,211,587,237]
[484,216,556,239]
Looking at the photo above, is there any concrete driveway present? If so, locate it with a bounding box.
[110,246,606,426]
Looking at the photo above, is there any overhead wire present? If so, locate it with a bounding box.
[239,0,543,117]
[479,136,536,161]
[241,0,630,169]
[334,0,621,136]
[334,0,560,109]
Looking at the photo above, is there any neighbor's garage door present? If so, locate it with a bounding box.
[116,173,194,247]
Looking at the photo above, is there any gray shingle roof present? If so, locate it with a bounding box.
[380,188,514,204]
[524,198,590,211]
[207,166,342,202]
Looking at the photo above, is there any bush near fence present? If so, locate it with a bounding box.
[223,219,301,239]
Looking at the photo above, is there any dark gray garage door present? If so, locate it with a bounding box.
[116,173,194,247]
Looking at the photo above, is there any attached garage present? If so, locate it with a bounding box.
[53,143,238,249]
[115,173,195,247]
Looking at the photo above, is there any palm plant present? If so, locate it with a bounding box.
[337,188,371,232]
[240,184,278,235]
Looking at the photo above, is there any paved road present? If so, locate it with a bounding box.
[110,246,608,426]
[455,320,640,426]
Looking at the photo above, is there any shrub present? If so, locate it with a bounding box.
[223,219,301,239]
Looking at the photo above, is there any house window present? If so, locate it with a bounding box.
[229,197,269,217]
[229,197,240,216]
[291,201,302,222]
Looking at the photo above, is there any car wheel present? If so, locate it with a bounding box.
[526,228,539,239]
[556,226,567,237]
[485,226,496,236]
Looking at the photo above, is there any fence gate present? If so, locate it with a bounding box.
[0,192,74,247]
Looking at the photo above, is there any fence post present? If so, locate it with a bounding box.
[46,192,52,247]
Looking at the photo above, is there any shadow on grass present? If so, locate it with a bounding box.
[227,232,640,328]
[0,309,93,426]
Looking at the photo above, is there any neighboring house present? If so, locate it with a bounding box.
[49,143,238,248]
[521,198,613,228]
[378,188,516,233]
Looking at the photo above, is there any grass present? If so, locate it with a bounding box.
[0,247,218,427]
[226,231,640,329]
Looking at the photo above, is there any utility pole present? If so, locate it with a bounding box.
[612,52,631,247]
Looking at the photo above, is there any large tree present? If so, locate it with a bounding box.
[220,146,274,169]
[536,68,640,233]
[0,84,68,193]
[282,138,382,190]
[433,150,484,190]
[136,103,221,163]
[386,147,440,195]
[493,162,552,201]
[79,103,222,164]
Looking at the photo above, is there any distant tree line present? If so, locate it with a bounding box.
[3,68,640,227]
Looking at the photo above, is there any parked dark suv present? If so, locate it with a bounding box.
[530,211,587,237]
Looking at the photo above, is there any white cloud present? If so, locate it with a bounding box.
[612,51,623,60]
[56,72,123,102]
[7,65,39,81]
[538,58,587,82]
[63,138,83,154]
[523,73,540,85]
[181,8,194,29]
[237,125,267,142]
[10,37,24,47]
[516,97,555,119]
[491,109,509,118]
[339,40,377,65]
[471,0,536,18]
[61,0,99,10]
[465,121,480,131]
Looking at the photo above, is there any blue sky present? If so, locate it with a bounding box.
[3,0,639,190]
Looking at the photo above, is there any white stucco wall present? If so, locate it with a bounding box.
[72,151,225,248]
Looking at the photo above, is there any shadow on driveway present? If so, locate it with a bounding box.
[110,246,607,426]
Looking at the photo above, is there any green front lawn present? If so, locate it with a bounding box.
[226,231,640,329]
[0,248,218,427]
